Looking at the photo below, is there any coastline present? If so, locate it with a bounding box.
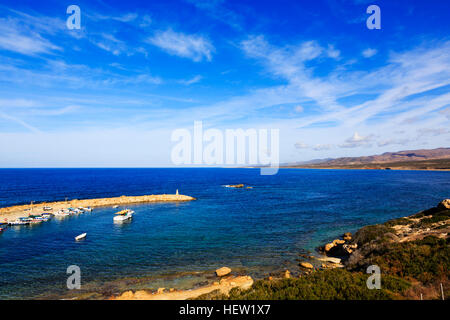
[0,193,196,222]
[281,166,450,171]
[100,199,449,300]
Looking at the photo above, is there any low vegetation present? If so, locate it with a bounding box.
[198,201,449,300]
[351,224,395,246]
[196,269,410,300]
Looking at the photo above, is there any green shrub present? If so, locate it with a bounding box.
[349,236,449,285]
[384,217,411,227]
[353,224,395,246]
[411,215,449,228]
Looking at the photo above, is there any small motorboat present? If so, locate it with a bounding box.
[113,209,134,222]
[75,233,87,241]
[29,215,46,223]
[79,207,92,212]
[55,209,70,217]
[30,218,43,224]
[9,217,31,226]
[112,205,119,209]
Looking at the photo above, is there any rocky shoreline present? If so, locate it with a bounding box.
[69,199,450,300]
[193,199,449,300]
[316,199,450,266]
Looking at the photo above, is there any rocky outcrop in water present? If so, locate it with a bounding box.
[438,199,450,210]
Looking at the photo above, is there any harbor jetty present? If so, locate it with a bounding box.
[0,193,196,222]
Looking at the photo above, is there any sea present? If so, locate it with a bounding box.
[0,168,448,299]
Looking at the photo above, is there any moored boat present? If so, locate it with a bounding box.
[113,209,134,222]
[75,233,87,241]
[55,210,70,217]
[28,215,44,224]
[9,217,32,226]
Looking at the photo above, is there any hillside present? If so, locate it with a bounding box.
[287,147,450,170]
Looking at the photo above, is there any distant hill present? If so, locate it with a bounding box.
[287,147,450,170]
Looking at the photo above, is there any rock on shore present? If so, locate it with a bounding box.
[215,267,232,277]
[112,275,253,300]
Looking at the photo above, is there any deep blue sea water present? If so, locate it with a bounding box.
[0,168,449,299]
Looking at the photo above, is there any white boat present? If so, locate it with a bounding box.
[79,207,92,212]
[75,233,87,241]
[55,209,71,217]
[112,205,119,209]
[9,219,29,226]
[113,209,134,222]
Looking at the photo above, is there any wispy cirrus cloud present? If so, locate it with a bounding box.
[184,0,243,30]
[313,144,333,151]
[377,138,411,147]
[179,75,203,85]
[0,17,62,55]
[146,29,215,62]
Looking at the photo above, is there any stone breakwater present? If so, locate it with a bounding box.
[0,194,196,222]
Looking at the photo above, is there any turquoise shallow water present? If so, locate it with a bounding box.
[0,168,449,299]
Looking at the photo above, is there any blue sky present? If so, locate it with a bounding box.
[0,0,449,167]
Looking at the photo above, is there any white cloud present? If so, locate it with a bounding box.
[0,99,39,108]
[339,132,374,148]
[377,138,411,147]
[439,107,450,119]
[313,144,333,151]
[147,29,214,62]
[0,18,61,55]
[327,44,340,59]
[113,13,138,22]
[0,110,40,133]
[417,128,449,137]
[362,48,377,58]
[294,141,308,149]
[90,12,138,23]
[185,0,242,30]
[179,75,203,85]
